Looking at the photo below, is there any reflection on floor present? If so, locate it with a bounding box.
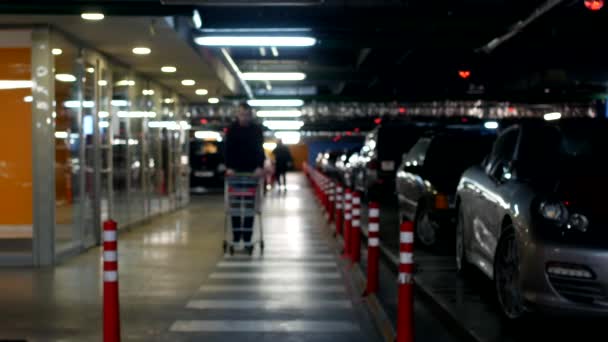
[0,173,381,342]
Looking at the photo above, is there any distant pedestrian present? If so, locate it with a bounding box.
[272,139,293,190]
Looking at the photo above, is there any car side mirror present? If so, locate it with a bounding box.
[494,160,514,183]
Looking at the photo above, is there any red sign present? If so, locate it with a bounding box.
[458,70,471,79]
[374,118,382,125]
[585,0,604,10]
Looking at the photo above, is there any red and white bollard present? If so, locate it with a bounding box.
[327,181,335,223]
[342,188,352,258]
[103,220,121,342]
[335,184,344,236]
[364,202,380,295]
[397,221,414,342]
[350,191,361,263]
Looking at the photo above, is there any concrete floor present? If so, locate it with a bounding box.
[0,174,382,342]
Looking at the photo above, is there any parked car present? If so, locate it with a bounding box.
[190,139,226,192]
[335,149,361,188]
[396,131,496,248]
[456,119,608,319]
[355,121,428,197]
[318,150,342,178]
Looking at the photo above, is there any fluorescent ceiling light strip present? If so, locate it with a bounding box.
[0,80,33,89]
[117,111,156,118]
[274,131,301,145]
[484,121,499,129]
[256,110,302,118]
[544,112,562,121]
[201,28,312,33]
[195,36,316,47]
[195,131,222,141]
[64,100,95,108]
[242,72,305,81]
[248,99,304,107]
[263,120,304,130]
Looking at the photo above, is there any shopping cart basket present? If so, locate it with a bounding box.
[223,174,264,255]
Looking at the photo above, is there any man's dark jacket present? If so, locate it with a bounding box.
[225,121,265,172]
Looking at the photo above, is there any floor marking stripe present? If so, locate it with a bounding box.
[217,261,337,267]
[199,284,345,293]
[210,272,340,279]
[224,254,334,260]
[185,299,352,309]
[170,320,360,332]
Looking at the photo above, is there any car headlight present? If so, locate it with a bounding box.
[539,201,568,223]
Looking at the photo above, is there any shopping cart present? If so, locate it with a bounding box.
[223,174,264,255]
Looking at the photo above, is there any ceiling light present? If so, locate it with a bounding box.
[98,111,110,118]
[55,74,77,82]
[98,80,108,86]
[132,47,151,55]
[263,120,304,130]
[208,97,220,104]
[23,95,33,103]
[248,99,304,107]
[484,121,499,130]
[117,111,156,118]
[86,67,95,74]
[52,48,63,56]
[142,89,155,96]
[115,80,135,87]
[111,99,129,107]
[99,121,110,128]
[81,13,105,21]
[196,88,209,96]
[271,47,279,57]
[163,98,175,104]
[544,112,562,121]
[259,47,267,56]
[256,110,302,118]
[192,9,203,29]
[64,100,95,108]
[55,131,69,139]
[0,80,33,89]
[181,79,196,86]
[195,131,222,141]
[274,131,301,145]
[242,72,306,81]
[195,36,317,47]
[161,66,177,73]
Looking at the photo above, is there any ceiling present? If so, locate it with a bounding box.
[0,0,607,103]
[0,12,233,101]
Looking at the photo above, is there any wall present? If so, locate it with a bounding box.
[287,144,308,171]
[0,47,32,225]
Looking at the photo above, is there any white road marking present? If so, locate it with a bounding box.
[170,320,360,332]
[199,284,345,293]
[217,261,337,267]
[186,299,352,309]
[210,272,340,279]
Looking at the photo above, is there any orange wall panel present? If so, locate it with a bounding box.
[288,144,308,171]
[0,48,33,225]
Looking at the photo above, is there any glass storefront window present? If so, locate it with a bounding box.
[52,32,82,253]
[111,67,131,226]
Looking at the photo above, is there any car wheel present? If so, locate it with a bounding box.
[494,226,525,320]
[415,205,439,248]
[455,208,470,274]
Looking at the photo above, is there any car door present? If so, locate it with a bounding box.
[471,128,520,274]
[397,139,430,220]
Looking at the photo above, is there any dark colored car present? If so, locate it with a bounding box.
[396,131,496,248]
[335,149,361,188]
[319,150,342,178]
[456,119,608,319]
[189,139,226,192]
[355,122,428,197]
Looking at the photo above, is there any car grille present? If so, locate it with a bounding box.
[548,276,607,304]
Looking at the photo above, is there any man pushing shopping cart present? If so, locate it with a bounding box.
[224,102,265,255]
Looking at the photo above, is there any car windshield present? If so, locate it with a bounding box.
[517,122,608,182]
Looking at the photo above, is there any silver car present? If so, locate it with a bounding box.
[456,120,608,319]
